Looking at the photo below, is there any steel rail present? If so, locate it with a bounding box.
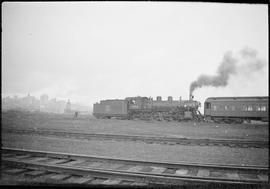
[2,147,268,170]
[2,147,268,185]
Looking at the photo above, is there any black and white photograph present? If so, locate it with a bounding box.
[1,1,268,188]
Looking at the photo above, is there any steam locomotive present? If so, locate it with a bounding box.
[93,96,268,123]
[93,96,203,121]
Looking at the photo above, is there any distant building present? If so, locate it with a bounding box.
[57,100,66,114]
[40,94,49,102]
[64,99,71,113]
[2,94,90,114]
[40,94,49,112]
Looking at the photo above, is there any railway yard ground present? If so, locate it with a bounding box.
[1,110,269,187]
[2,110,269,140]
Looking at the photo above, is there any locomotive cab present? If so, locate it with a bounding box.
[125,97,150,110]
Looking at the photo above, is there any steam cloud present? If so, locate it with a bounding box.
[189,47,266,96]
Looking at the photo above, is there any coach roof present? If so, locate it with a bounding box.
[205,96,269,102]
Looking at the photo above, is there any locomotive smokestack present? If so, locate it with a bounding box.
[189,93,194,101]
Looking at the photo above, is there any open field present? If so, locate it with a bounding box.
[2,133,268,166]
[2,110,269,140]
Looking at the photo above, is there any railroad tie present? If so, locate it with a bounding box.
[197,169,210,177]
[149,166,167,174]
[175,169,189,175]
[2,154,15,158]
[26,157,50,162]
[257,174,268,181]
[83,161,104,168]
[89,178,108,185]
[95,163,124,170]
[131,182,148,186]
[4,168,27,175]
[3,156,22,162]
[48,173,71,181]
[27,172,58,183]
[126,166,145,172]
[64,175,95,184]
[25,170,47,177]
[102,179,122,185]
[15,155,32,159]
[46,159,70,165]
[60,160,86,166]
[226,173,240,180]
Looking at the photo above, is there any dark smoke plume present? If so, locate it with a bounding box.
[189,47,266,96]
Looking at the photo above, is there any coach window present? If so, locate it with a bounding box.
[231,105,235,111]
[242,105,247,111]
[261,106,266,111]
[212,105,217,111]
[247,105,253,111]
[255,105,261,111]
[205,102,211,109]
[224,105,228,111]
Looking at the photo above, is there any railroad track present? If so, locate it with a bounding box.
[1,148,268,186]
[3,128,268,148]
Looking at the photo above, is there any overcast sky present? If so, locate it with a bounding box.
[2,2,268,110]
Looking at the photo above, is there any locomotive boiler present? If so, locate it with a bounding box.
[93,96,203,121]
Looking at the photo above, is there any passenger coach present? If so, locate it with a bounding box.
[204,96,268,123]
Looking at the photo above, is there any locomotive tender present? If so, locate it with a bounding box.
[204,96,269,123]
[93,96,202,121]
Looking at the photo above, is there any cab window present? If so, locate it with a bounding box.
[130,100,136,105]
